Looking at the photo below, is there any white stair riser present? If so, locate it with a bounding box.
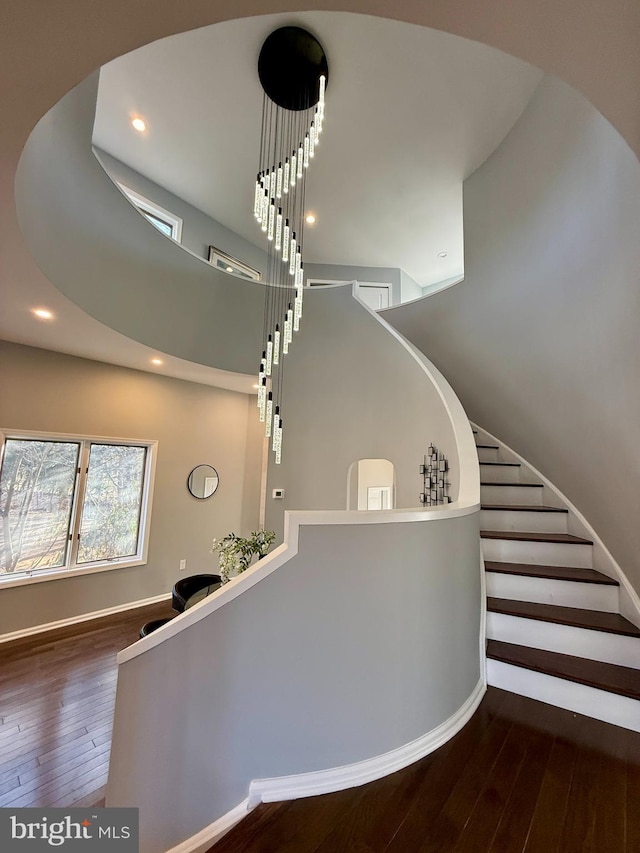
[481,538,593,568]
[480,485,543,506]
[480,509,567,534]
[486,572,619,612]
[477,447,500,463]
[487,659,640,733]
[487,612,640,669]
[479,464,520,483]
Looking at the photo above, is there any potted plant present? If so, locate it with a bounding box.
[210,529,276,584]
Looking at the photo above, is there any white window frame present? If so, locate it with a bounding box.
[208,246,262,282]
[118,183,183,242]
[0,429,157,590]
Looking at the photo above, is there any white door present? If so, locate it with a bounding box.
[357,283,391,310]
[367,486,392,510]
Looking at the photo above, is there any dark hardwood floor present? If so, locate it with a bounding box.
[0,600,174,808]
[2,609,639,852]
[212,688,640,853]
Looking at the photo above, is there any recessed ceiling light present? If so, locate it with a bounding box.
[437,251,448,258]
[32,307,54,320]
[131,117,146,132]
[151,358,163,366]
[252,384,260,389]
[226,266,234,273]
[305,214,316,225]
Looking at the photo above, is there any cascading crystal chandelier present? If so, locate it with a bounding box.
[253,27,328,464]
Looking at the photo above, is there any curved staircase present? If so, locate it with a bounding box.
[474,427,640,732]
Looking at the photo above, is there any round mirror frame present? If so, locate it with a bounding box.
[187,465,220,500]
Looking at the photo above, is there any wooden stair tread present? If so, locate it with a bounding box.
[476,444,499,449]
[480,530,592,545]
[479,461,521,467]
[486,640,640,700]
[481,504,568,513]
[484,561,618,586]
[481,481,543,488]
[487,597,640,637]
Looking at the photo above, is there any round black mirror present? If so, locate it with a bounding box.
[187,465,219,499]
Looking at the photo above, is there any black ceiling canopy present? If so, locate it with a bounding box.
[258,26,329,111]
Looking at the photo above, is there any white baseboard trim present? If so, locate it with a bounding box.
[164,799,250,853]
[0,592,172,646]
[247,678,486,808]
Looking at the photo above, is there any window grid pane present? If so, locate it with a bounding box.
[77,444,147,564]
[0,439,79,575]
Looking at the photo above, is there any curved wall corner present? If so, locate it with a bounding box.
[14,74,265,376]
[107,508,482,853]
[386,74,640,595]
[263,284,479,541]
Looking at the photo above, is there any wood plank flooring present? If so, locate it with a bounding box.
[0,600,174,808]
[212,687,640,853]
[2,609,639,852]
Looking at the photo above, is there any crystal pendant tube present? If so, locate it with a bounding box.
[294,296,302,331]
[265,393,273,437]
[275,420,282,464]
[276,163,283,199]
[319,75,326,112]
[254,176,262,219]
[257,355,266,406]
[303,135,310,168]
[283,159,290,194]
[283,307,292,354]
[309,123,315,158]
[269,167,277,199]
[267,200,275,241]
[290,152,297,186]
[295,247,301,277]
[297,146,303,178]
[261,192,269,231]
[289,235,297,275]
[273,414,282,452]
[273,325,280,365]
[282,221,290,262]
[258,378,267,421]
[275,209,283,251]
[265,335,273,375]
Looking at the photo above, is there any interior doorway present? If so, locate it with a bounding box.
[347,459,396,510]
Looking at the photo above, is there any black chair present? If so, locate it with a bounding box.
[139,617,174,638]
[172,574,222,613]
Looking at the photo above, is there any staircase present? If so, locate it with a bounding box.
[474,426,640,732]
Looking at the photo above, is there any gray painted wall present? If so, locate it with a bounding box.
[108,513,481,853]
[16,75,265,376]
[0,342,262,633]
[386,74,640,594]
[94,147,269,275]
[264,285,460,543]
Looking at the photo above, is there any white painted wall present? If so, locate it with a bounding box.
[386,74,640,595]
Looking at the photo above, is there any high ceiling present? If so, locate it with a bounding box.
[93,11,542,288]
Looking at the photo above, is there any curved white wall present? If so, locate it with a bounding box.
[108,508,482,853]
[387,75,640,595]
[15,74,265,377]
[263,285,479,540]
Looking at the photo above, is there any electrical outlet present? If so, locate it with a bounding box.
[179,559,187,571]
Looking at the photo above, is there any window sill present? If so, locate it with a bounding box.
[0,558,146,590]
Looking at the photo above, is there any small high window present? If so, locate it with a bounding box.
[0,432,156,586]
[119,184,183,242]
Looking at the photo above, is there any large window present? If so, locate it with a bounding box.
[0,433,156,585]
